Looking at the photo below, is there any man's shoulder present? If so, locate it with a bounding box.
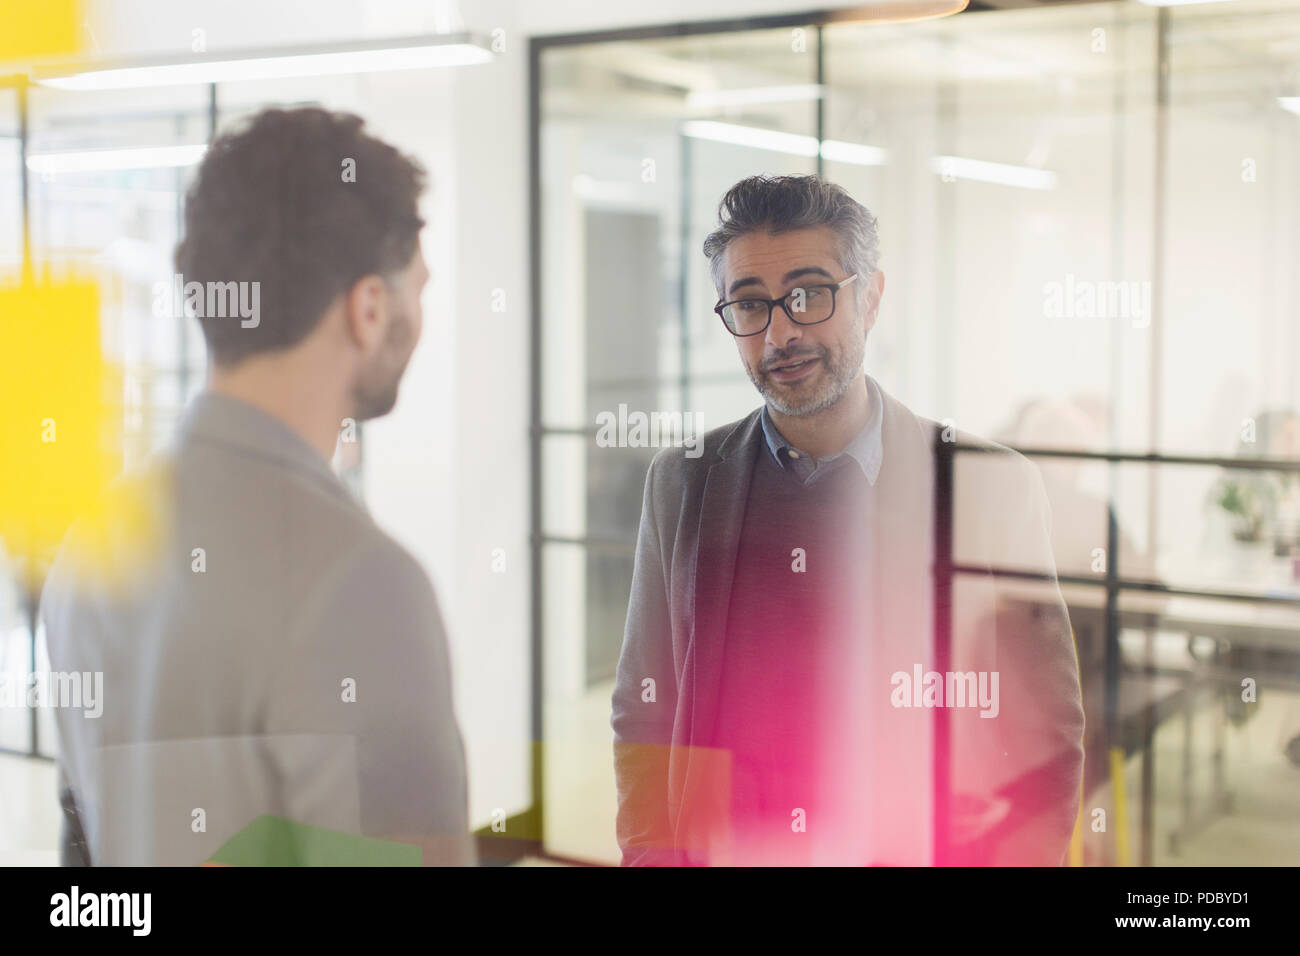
[43,440,431,629]
[865,387,1046,513]
[904,407,1038,478]
[899,405,1011,454]
[170,427,400,566]
[285,532,440,648]
[326,534,435,601]
[918,417,1048,519]
[948,426,1041,487]
[643,407,761,485]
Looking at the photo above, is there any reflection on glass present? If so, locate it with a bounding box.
[539,0,1300,866]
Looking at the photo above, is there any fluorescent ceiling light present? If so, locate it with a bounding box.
[1279,97,1300,116]
[682,121,820,157]
[931,155,1056,190]
[821,0,968,23]
[26,144,207,173]
[680,121,888,166]
[681,123,1048,188]
[33,33,492,91]
[686,84,825,110]
[1132,0,1237,7]
[819,139,890,167]
[572,174,648,203]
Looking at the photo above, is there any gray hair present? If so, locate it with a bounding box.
[702,175,880,302]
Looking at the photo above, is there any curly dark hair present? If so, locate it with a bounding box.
[175,106,427,366]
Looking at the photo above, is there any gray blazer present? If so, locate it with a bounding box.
[611,381,1086,866]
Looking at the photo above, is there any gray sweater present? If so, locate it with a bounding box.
[42,392,473,866]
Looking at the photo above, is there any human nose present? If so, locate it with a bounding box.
[765,299,803,350]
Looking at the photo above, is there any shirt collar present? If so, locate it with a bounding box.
[760,373,884,485]
[178,390,352,502]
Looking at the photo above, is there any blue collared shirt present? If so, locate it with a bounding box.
[760,373,884,487]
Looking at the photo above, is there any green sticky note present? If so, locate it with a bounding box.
[207,816,421,866]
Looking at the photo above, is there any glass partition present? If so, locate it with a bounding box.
[536,0,1300,866]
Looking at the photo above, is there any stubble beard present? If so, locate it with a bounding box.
[749,323,867,417]
[351,302,415,422]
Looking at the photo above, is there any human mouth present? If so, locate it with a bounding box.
[765,356,820,383]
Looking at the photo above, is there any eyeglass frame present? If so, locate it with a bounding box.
[713,273,859,337]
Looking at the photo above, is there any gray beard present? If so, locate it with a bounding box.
[750,333,866,417]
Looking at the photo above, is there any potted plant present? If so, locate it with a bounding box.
[1212,474,1276,543]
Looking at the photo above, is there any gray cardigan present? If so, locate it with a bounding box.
[611,382,1086,866]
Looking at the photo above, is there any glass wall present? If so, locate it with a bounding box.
[537,0,1300,865]
[27,84,213,458]
[539,25,824,862]
[0,85,30,758]
[0,85,211,762]
[1,76,393,764]
[1,50,526,863]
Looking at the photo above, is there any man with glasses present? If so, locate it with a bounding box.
[611,174,1084,866]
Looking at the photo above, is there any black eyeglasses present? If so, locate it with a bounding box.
[714,274,858,337]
